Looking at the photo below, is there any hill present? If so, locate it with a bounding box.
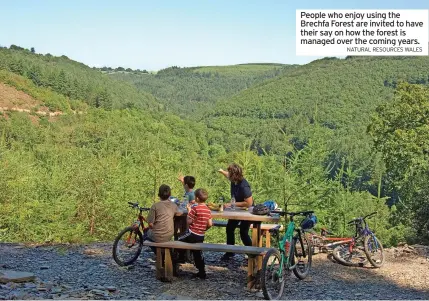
[205,56,429,187]
[0,46,159,111]
[107,63,298,118]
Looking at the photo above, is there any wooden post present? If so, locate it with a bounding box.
[164,248,173,282]
[247,257,254,289]
[155,248,162,280]
[265,231,271,248]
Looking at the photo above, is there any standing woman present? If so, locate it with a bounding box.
[218,163,254,260]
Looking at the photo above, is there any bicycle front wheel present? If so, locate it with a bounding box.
[112,226,143,266]
[364,235,384,268]
[332,241,367,267]
[261,248,285,300]
[292,234,312,280]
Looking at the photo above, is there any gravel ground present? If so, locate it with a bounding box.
[0,242,428,300]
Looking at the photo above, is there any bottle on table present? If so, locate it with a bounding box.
[219,196,224,212]
[231,197,236,210]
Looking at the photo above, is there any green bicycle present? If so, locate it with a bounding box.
[260,210,317,300]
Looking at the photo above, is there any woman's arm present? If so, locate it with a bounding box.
[235,196,253,208]
[218,168,229,179]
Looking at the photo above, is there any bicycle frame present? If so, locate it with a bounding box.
[127,202,150,245]
[310,230,354,252]
[275,214,309,278]
[360,216,381,252]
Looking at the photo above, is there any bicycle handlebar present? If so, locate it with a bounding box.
[347,211,377,225]
[363,211,377,220]
[128,202,150,211]
[276,210,314,217]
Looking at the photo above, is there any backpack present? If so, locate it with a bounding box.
[252,204,270,215]
[263,200,278,211]
[301,214,318,230]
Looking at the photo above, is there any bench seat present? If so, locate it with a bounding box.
[142,240,272,288]
[143,240,270,255]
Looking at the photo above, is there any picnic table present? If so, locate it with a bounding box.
[174,207,280,247]
[168,206,280,288]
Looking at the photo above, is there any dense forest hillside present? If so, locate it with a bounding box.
[0,46,159,111]
[205,56,429,183]
[0,45,428,245]
[108,63,298,117]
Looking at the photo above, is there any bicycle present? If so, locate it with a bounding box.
[112,202,151,266]
[307,227,368,266]
[332,211,384,268]
[260,210,316,300]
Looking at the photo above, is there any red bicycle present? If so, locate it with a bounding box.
[309,227,368,267]
[112,202,151,266]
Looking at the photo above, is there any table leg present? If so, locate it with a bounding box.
[173,215,191,262]
[174,216,187,240]
[265,231,271,248]
[247,222,262,290]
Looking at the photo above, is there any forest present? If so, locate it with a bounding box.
[0,45,428,246]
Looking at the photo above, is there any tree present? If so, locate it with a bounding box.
[10,44,25,51]
[31,47,35,53]
[367,82,429,242]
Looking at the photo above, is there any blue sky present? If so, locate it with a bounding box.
[1,0,427,71]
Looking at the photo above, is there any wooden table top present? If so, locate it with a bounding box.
[176,207,280,223]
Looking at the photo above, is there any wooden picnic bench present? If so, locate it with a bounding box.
[212,220,284,248]
[143,240,272,289]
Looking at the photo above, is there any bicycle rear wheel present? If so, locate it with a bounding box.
[292,234,312,280]
[112,226,143,266]
[261,248,285,300]
[364,235,384,268]
[332,241,368,267]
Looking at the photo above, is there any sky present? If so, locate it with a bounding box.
[1,0,428,71]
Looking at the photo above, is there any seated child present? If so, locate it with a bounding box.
[145,184,183,253]
[178,175,196,205]
[177,188,212,279]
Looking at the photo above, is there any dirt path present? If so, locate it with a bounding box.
[0,243,428,300]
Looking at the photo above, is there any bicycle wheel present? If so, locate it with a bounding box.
[332,241,368,267]
[292,234,312,280]
[261,248,285,300]
[364,235,384,268]
[112,226,143,266]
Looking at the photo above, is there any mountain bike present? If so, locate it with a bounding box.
[308,228,368,266]
[260,210,316,300]
[332,211,384,268]
[112,202,151,266]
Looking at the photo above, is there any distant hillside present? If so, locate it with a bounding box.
[108,63,298,118]
[205,56,429,188]
[0,46,159,111]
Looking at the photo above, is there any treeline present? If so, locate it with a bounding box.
[0,46,158,111]
[97,66,149,74]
